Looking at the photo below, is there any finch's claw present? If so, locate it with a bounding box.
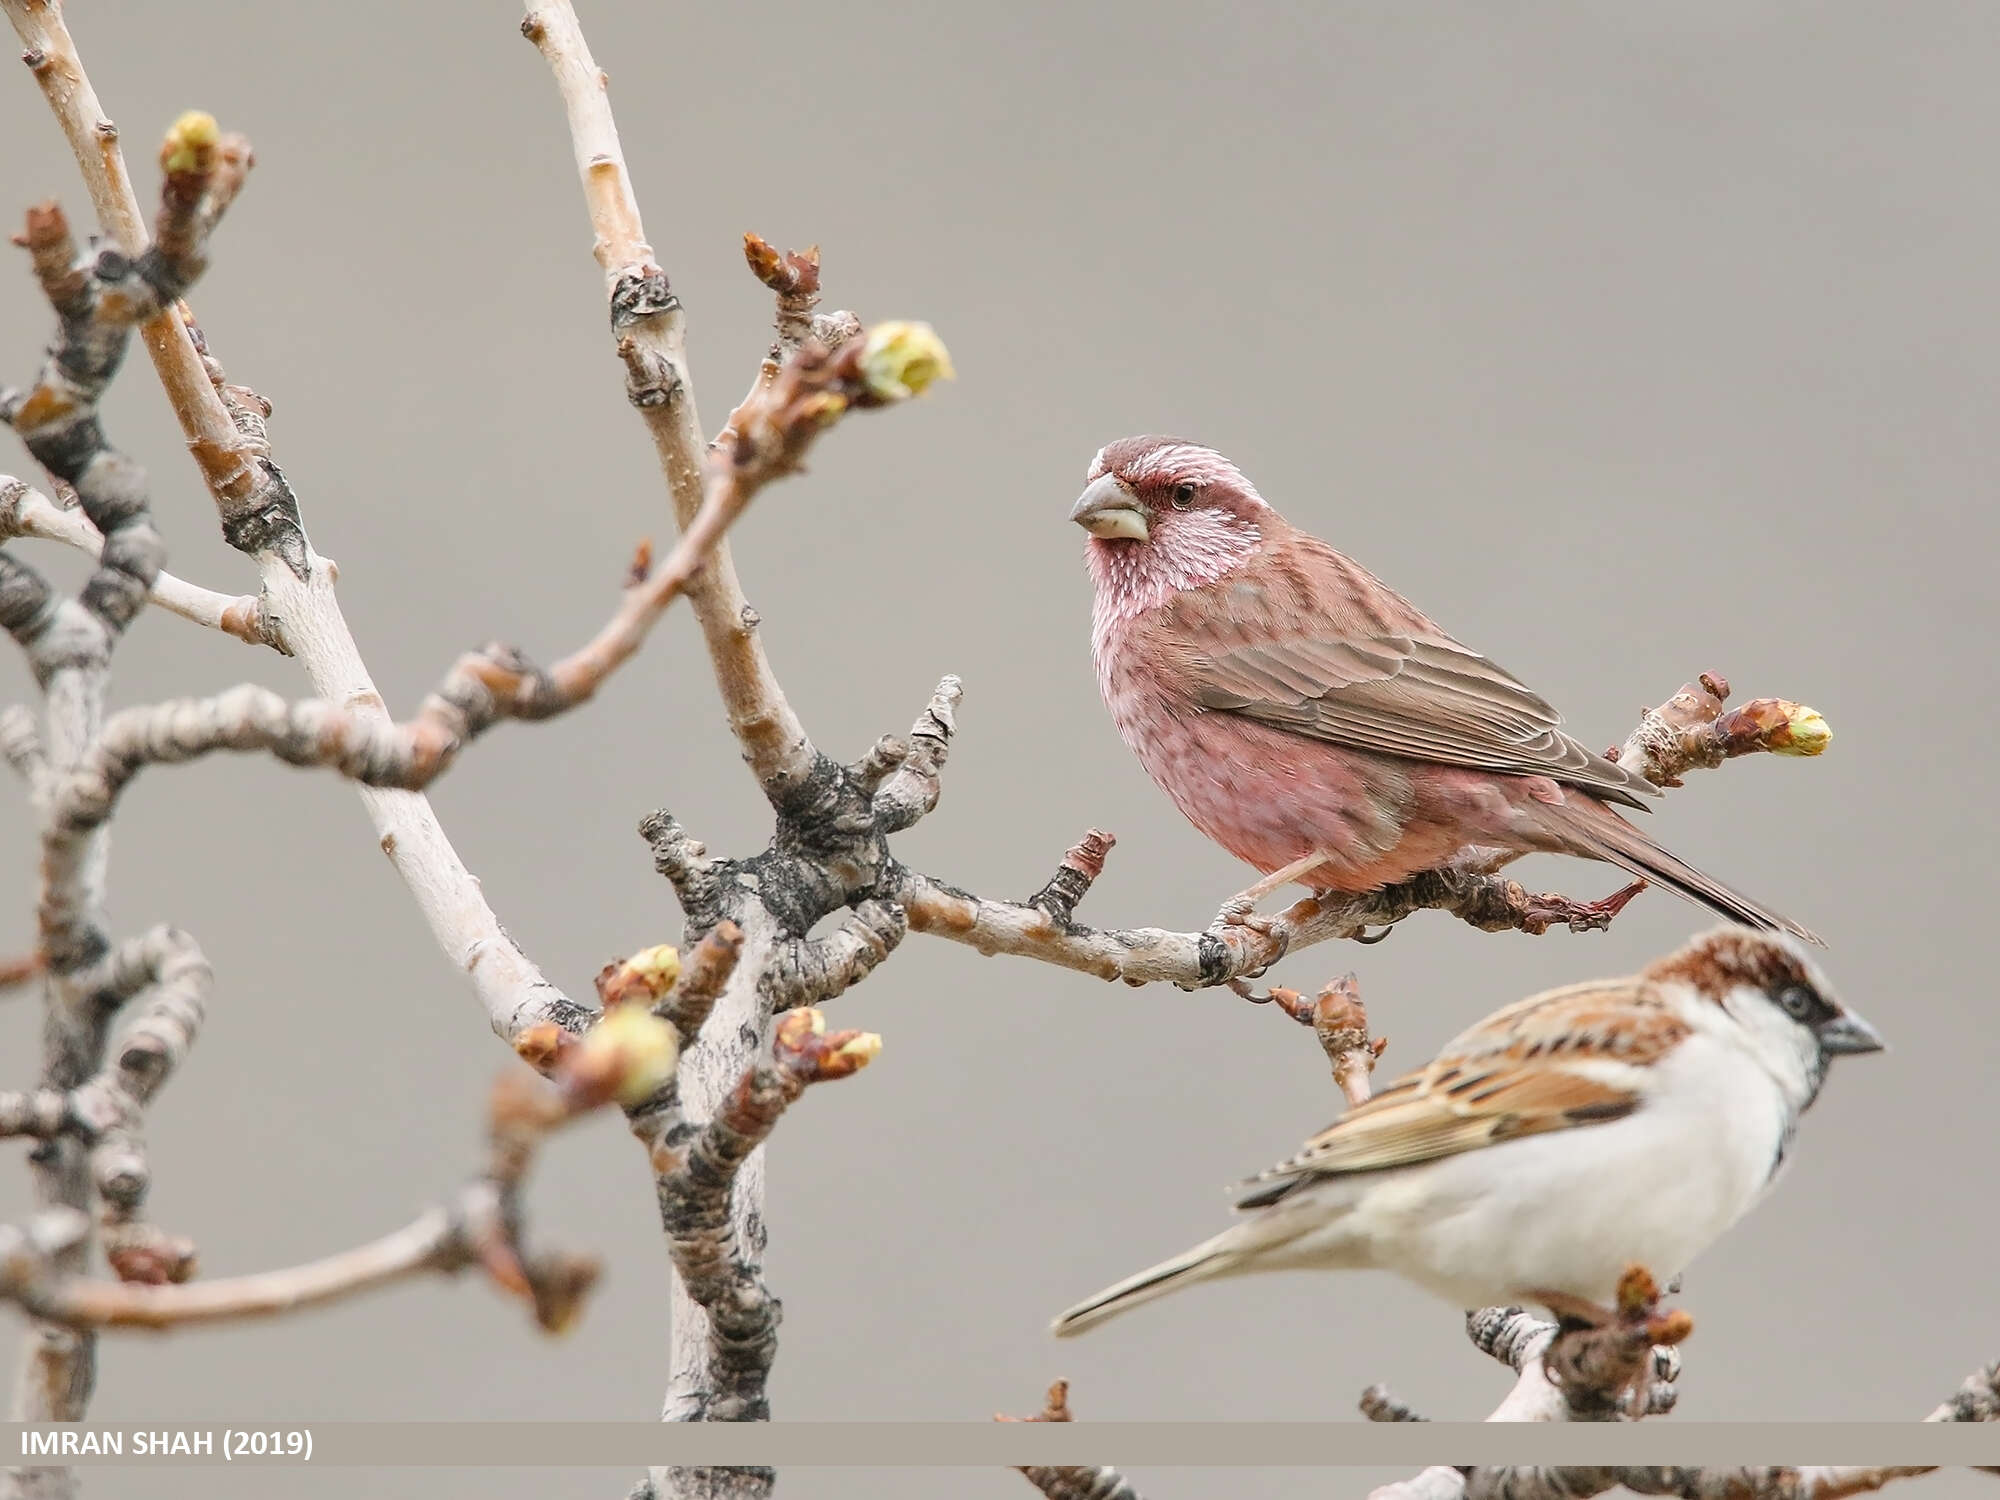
[1520,878,1649,935]
[1224,909,1284,941]
[1214,894,1260,926]
[1208,899,1290,976]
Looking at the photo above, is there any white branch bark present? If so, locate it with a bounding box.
[3,0,575,1051]
[0,479,278,650]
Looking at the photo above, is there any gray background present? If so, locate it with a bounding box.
[2,0,1995,1489]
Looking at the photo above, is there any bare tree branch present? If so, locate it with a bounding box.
[1458,1303,1681,1423]
[0,1014,678,1333]
[741,234,823,367]
[1612,673,1829,787]
[1000,1380,1147,1500]
[0,479,279,651]
[37,925,210,1288]
[1239,971,1387,1108]
[519,7,955,1455]
[637,1002,881,1500]
[625,676,958,1471]
[519,0,817,802]
[1927,1362,2000,1423]
[1365,1357,2000,1500]
[655,1008,881,1423]
[2,0,591,1053]
[0,5,267,540]
[1360,1384,1430,1422]
[655,924,748,1047]
[900,672,1828,989]
[1460,1469,1940,1500]
[716,236,863,459]
[28,358,905,963]
[0,114,244,1449]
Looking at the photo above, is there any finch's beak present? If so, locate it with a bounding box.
[1817,1009,1886,1057]
[1070,474,1150,542]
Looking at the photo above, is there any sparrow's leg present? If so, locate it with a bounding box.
[1533,1267,1695,1417]
[1518,878,1650,935]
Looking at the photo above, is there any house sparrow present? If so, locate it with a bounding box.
[1051,927,1881,1337]
[1073,436,1818,942]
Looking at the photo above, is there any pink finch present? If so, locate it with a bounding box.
[1072,436,1817,943]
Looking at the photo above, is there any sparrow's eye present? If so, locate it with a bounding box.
[1777,984,1822,1023]
[1170,482,1197,510]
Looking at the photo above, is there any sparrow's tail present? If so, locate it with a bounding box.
[1051,1228,1250,1339]
[1548,797,1822,946]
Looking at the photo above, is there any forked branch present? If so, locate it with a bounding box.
[0,1004,682,1333]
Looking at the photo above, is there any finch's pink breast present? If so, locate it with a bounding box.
[1091,566,1562,891]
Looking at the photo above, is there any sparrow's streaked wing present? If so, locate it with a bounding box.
[1235,979,1691,1209]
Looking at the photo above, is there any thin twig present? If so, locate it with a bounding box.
[1248,972,1385,1107]
[0,479,279,651]
[1,3,269,532]
[1368,1356,1999,1500]
[3,0,589,1051]
[521,0,817,800]
[1611,673,1829,787]
[900,670,1826,989]
[1000,1381,1147,1500]
[0,1007,679,1333]
[0,111,246,1448]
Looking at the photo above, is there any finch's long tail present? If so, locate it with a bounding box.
[1547,797,1822,946]
[1052,1229,1252,1339]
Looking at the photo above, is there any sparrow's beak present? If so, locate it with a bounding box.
[1817,1009,1887,1056]
[1070,474,1150,542]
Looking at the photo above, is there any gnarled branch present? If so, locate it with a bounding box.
[901,673,1828,990]
[4,0,587,1051]
[0,1019,671,1334]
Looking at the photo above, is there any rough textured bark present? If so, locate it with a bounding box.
[1009,1360,2000,1500]
[0,118,238,1484]
[0,1013,682,1335]
[3,0,585,1052]
[895,673,1828,991]
[1001,1382,1148,1500]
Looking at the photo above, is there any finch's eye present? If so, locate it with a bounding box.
[1777,984,1820,1022]
[1170,482,1197,510]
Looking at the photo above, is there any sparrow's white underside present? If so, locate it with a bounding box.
[1053,936,1865,1337]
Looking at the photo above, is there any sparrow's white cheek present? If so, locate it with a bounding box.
[1713,988,1823,1112]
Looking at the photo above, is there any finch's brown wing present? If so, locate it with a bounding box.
[1234,979,1689,1209]
[1190,631,1658,808]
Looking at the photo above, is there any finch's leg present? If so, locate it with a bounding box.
[1215,850,1332,929]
